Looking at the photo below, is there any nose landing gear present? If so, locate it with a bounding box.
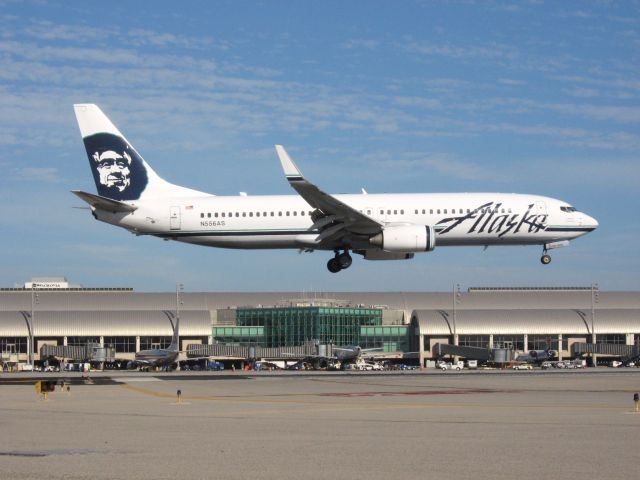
[327,250,352,273]
[541,248,552,265]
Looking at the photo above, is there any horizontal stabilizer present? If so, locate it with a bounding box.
[71,190,137,213]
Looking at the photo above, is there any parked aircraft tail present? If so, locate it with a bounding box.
[73,104,209,201]
[168,315,180,352]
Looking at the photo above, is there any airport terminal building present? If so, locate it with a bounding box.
[1,278,639,368]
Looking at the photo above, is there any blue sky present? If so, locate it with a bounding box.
[0,0,638,292]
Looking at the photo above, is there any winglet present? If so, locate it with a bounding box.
[275,145,304,180]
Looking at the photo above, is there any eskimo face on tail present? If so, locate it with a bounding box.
[94,149,131,191]
[83,133,148,200]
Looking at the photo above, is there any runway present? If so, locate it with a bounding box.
[1,370,639,480]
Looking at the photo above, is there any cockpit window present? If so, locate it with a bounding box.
[560,206,577,213]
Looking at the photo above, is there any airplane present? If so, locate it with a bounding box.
[334,345,383,363]
[72,104,598,273]
[285,344,383,370]
[515,348,557,364]
[129,314,180,369]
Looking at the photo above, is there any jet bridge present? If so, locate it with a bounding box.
[40,344,115,362]
[433,343,492,361]
[571,343,640,363]
[186,341,320,360]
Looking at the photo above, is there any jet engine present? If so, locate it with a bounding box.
[530,349,556,359]
[369,225,436,253]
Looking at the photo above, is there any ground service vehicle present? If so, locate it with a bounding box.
[438,361,464,371]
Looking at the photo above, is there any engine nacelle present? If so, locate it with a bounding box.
[369,225,436,253]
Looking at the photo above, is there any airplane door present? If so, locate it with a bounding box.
[170,206,181,230]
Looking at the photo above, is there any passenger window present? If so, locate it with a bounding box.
[422,209,426,214]
[437,209,441,214]
[415,209,418,214]
[293,211,297,216]
[249,212,253,217]
[444,209,447,214]
[387,210,391,215]
[215,213,218,218]
[200,213,204,218]
[393,210,397,215]
[301,211,305,216]
[242,212,246,217]
[235,212,239,217]
[207,213,211,218]
[271,212,274,216]
[278,212,282,216]
[222,213,226,217]
[430,209,433,214]
[256,212,260,217]
[286,211,290,216]
[400,209,404,214]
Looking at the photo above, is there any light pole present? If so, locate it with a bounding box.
[452,283,461,340]
[175,283,184,370]
[176,283,184,322]
[591,283,599,366]
[452,284,461,361]
[29,289,39,365]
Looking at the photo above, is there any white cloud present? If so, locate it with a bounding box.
[403,40,519,61]
[547,103,640,123]
[20,20,226,51]
[369,152,511,182]
[13,167,61,183]
[342,39,380,50]
[563,87,599,98]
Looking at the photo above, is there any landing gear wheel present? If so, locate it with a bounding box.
[327,257,342,273]
[337,252,352,269]
[541,254,551,265]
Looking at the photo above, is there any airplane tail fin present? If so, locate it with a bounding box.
[168,315,180,352]
[73,104,209,201]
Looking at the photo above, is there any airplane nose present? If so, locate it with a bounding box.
[585,214,598,229]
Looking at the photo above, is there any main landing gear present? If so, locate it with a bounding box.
[327,250,352,273]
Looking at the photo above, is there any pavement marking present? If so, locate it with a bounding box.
[112,377,160,382]
[319,389,498,397]
[117,384,630,415]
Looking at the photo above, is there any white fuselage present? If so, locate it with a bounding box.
[94,192,597,251]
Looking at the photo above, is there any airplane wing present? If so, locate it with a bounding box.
[72,190,138,213]
[275,146,383,245]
